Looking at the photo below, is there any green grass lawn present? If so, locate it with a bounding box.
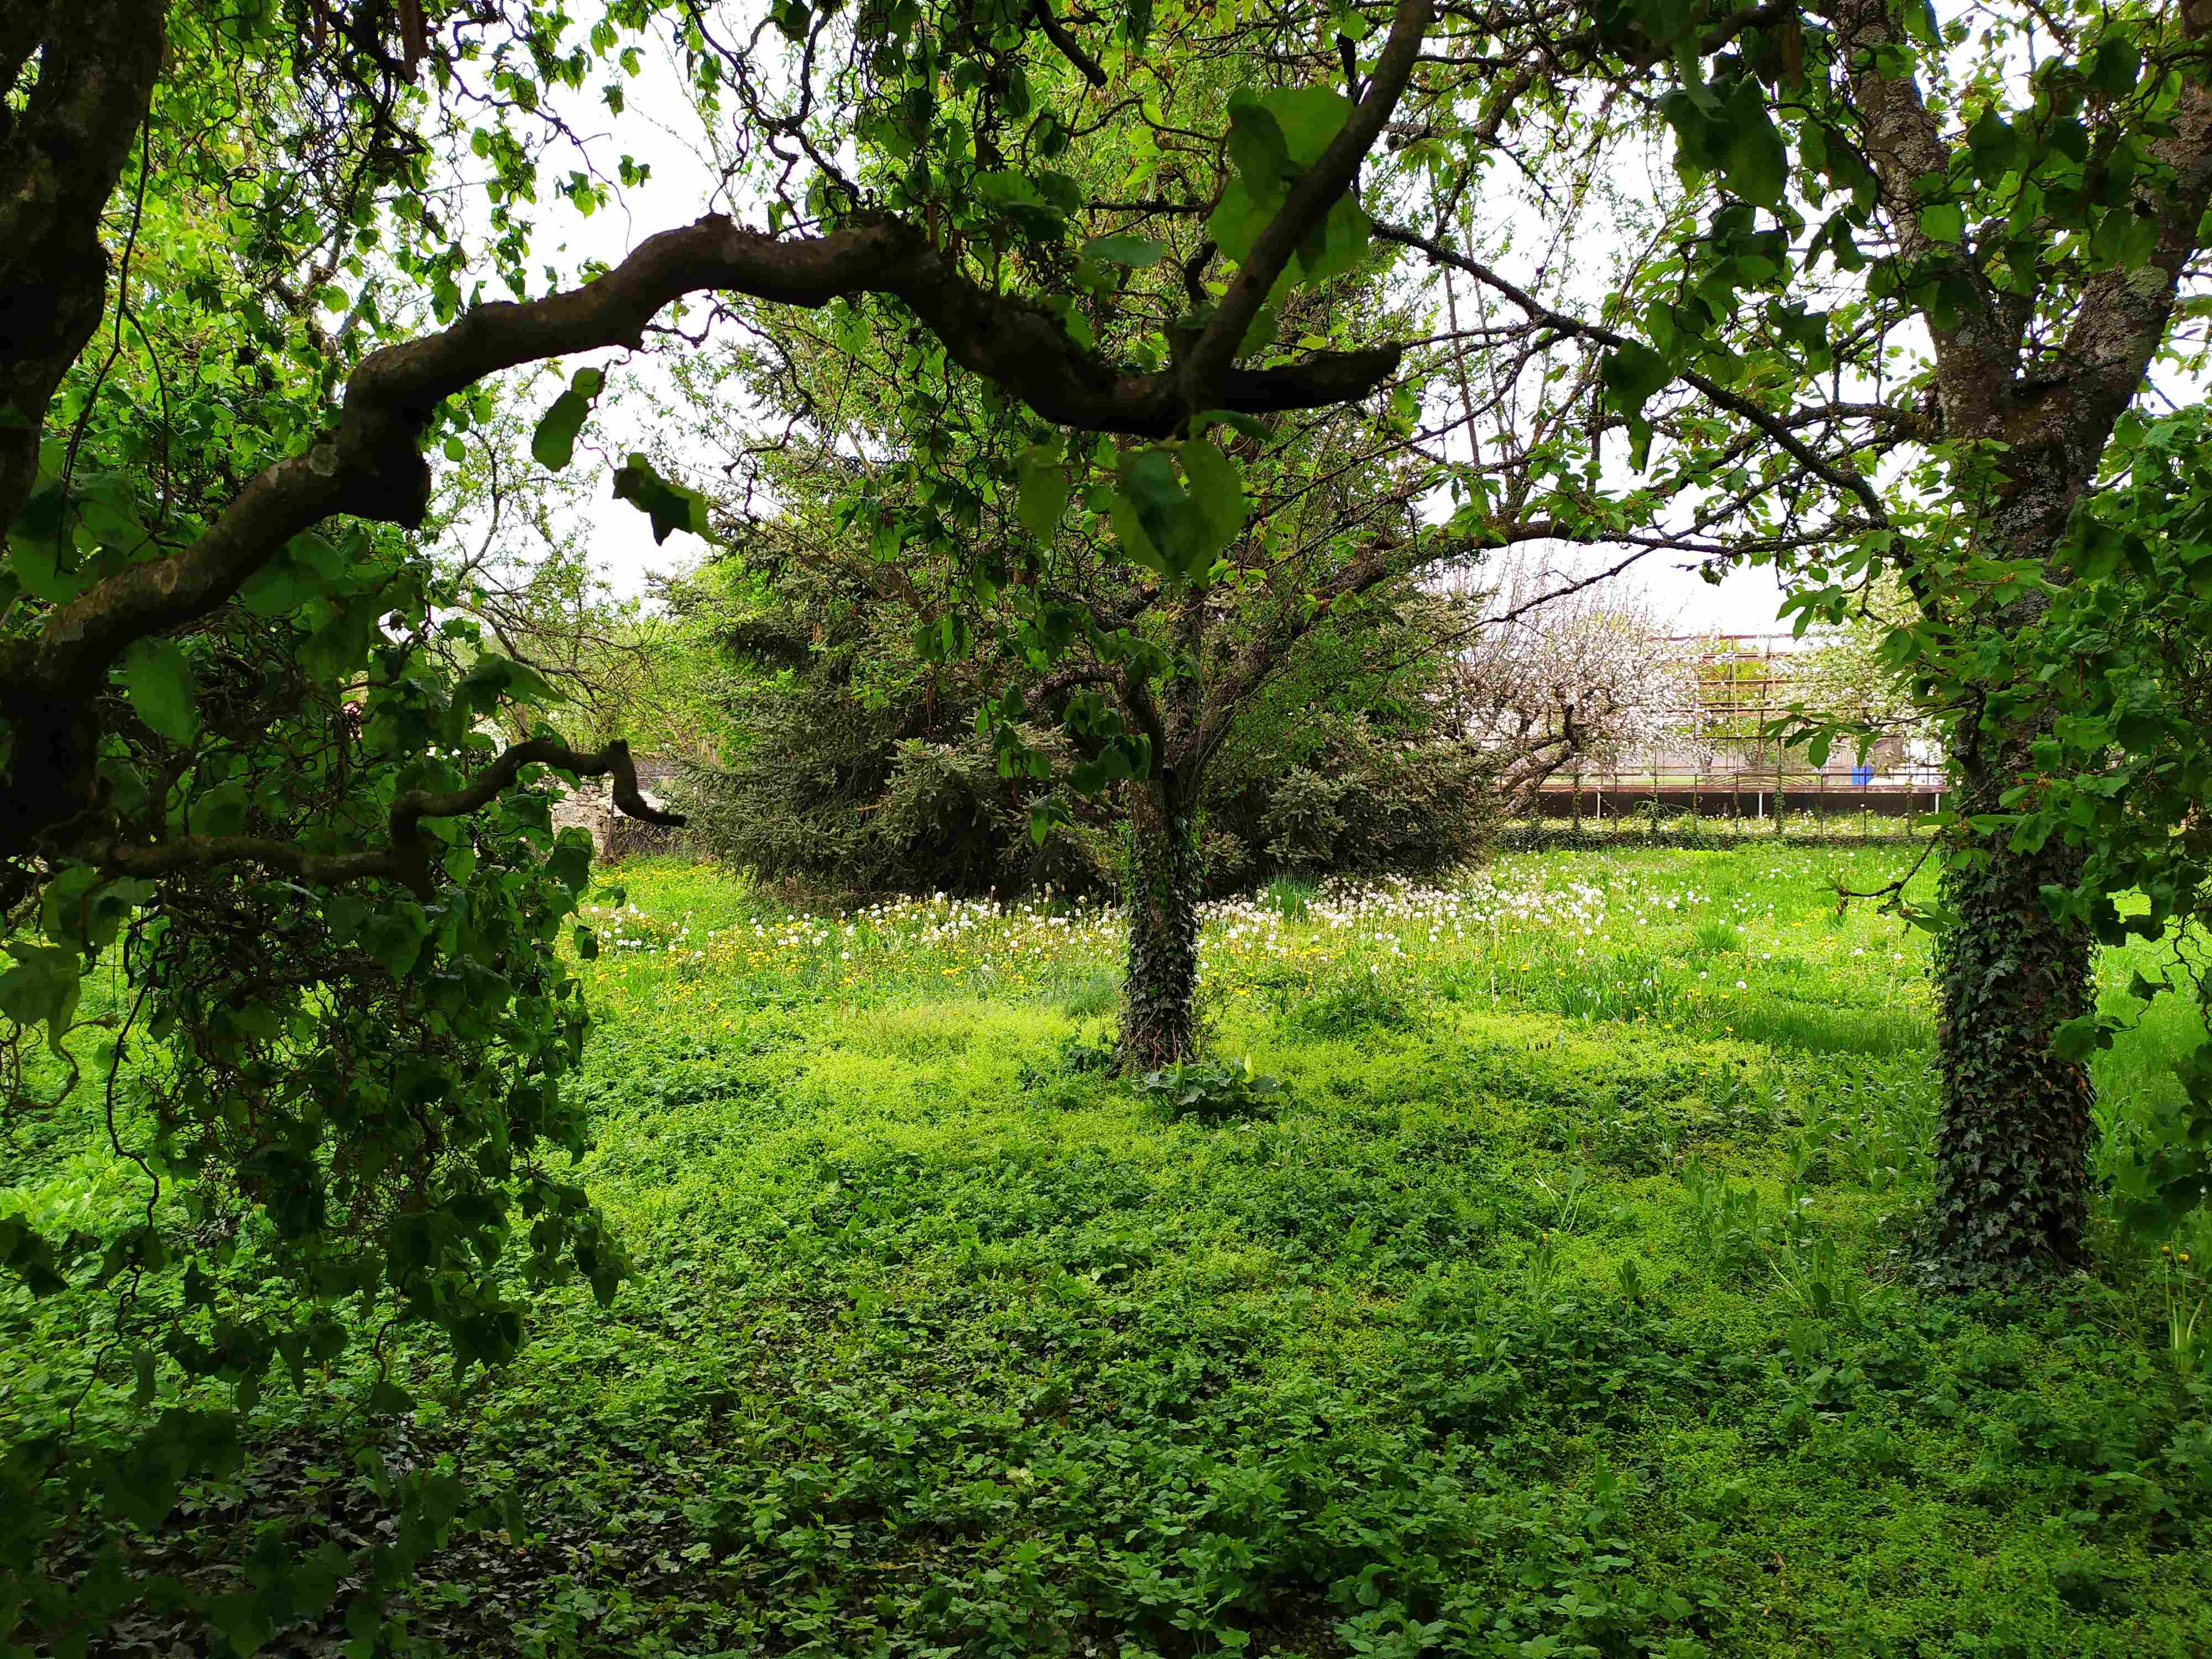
[6,843,2211,1657]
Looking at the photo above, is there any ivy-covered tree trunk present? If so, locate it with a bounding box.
[1120,784,1203,1072]
[1924,742,2096,1281]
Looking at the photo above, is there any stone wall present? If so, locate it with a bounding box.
[546,755,688,862]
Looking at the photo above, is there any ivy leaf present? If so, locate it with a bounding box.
[122,637,200,744]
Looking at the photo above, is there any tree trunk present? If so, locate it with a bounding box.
[1119,784,1202,1072]
[0,0,167,528]
[1923,744,2097,1282]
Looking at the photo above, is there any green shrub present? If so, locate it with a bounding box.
[1276,970,1420,1039]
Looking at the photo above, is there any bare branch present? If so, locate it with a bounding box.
[1371,220,1892,533]
[1031,0,1108,88]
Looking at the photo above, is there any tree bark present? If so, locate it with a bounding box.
[1923,738,2096,1281]
[1119,783,1202,1072]
[0,0,166,529]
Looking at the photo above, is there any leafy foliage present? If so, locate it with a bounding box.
[669,540,1497,900]
[1133,1056,1287,1124]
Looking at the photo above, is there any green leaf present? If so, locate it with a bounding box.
[531,389,593,471]
[1192,410,1271,440]
[2053,1012,2114,1061]
[121,638,200,744]
[1918,202,1966,244]
[1296,195,1370,285]
[1719,100,1788,209]
[189,779,251,839]
[238,552,321,617]
[40,867,153,953]
[1207,176,1272,264]
[8,487,81,602]
[367,1379,416,1416]
[1178,436,1246,560]
[612,454,714,544]
[0,943,83,1055]
[1965,107,2017,181]
[1261,86,1356,164]
[1083,233,1167,266]
[1601,340,1673,412]
[1016,446,1070,542]
[1105,488,1170,577]
[1224,100,1292,192]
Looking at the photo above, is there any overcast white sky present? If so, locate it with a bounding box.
[465,36,1803,637]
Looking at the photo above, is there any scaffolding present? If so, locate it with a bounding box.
[1535,633,1945,826]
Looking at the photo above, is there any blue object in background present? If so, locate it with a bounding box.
[1851,764,1874,786]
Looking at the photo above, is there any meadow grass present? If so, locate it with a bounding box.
[4,843,2211,1658]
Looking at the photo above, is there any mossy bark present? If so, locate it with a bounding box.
[1119,786,1202,1072]
[1924,749,2096,1282]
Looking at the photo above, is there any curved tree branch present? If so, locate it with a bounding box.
[96,738,683,900]
[18,211,1403,702]
[1178,0,1433,409]
[1031,0,1108,88]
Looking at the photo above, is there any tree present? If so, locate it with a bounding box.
[1371,0,2212,1279]
[0,0,1491,1638]
[619,10,1743,1068]
[1443,561,1701,812]
[665,490,1495,900]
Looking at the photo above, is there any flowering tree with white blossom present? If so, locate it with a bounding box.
[1443,564,1702,810]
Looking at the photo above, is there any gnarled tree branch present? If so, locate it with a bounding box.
[96,737,683,900]
[20,211,1404,704]
[1031,0,1108,88]
[0,0,166,529]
